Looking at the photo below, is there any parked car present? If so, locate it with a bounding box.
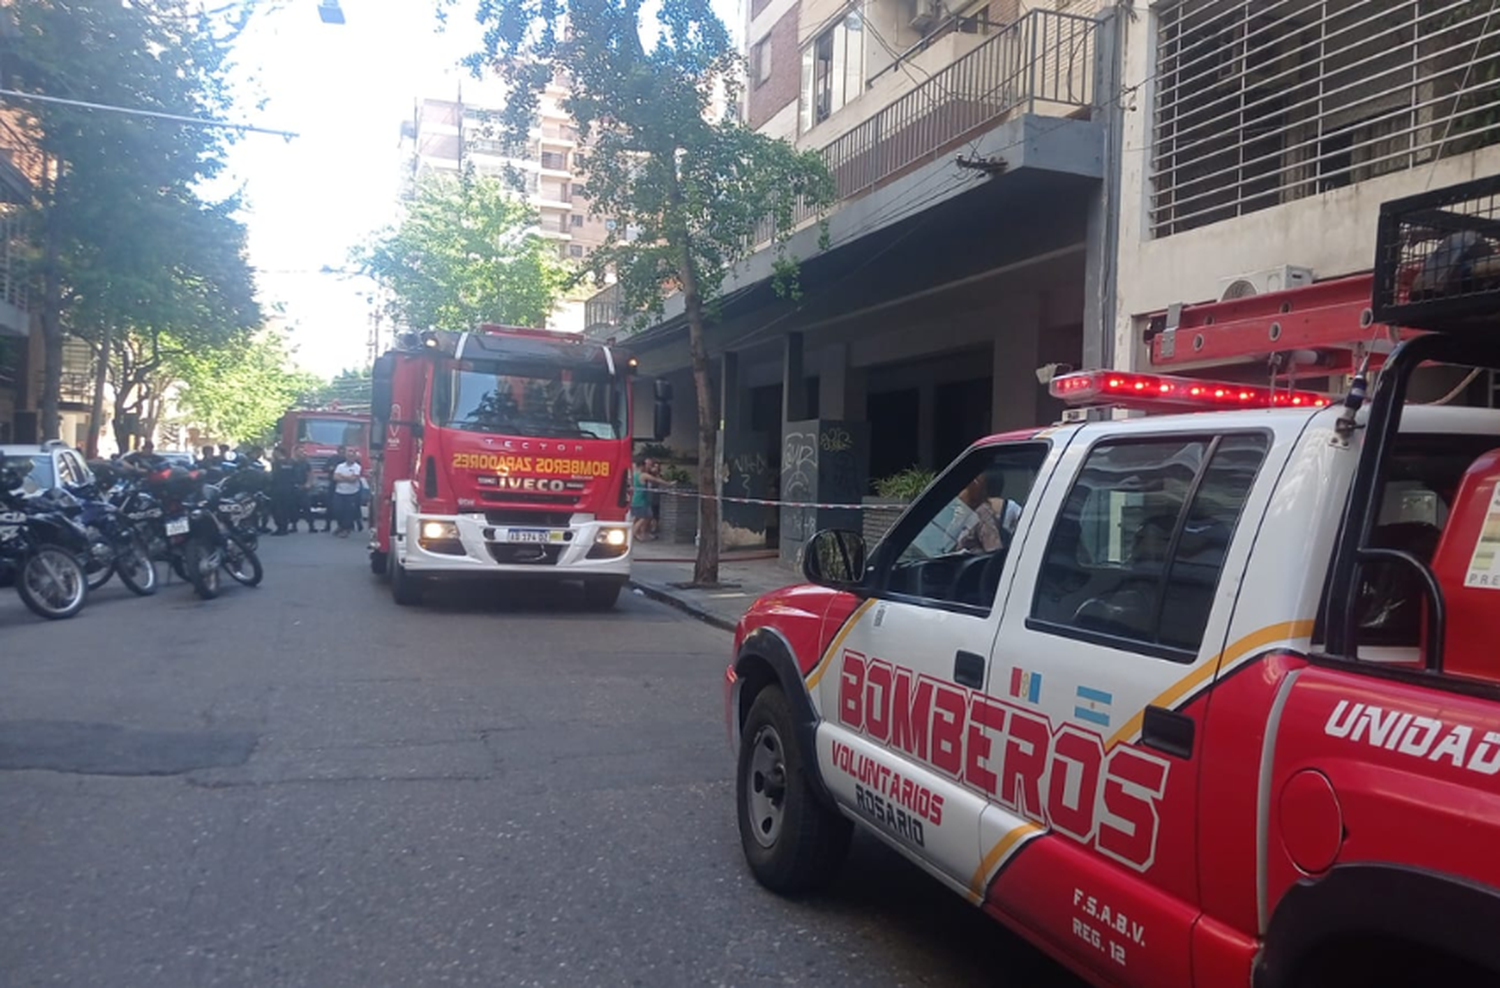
[1,441,94,496]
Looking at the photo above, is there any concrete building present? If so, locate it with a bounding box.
[1113,0,1500,387]
[0,99,42,444]
[589,0,1114,556]
[404,74,611,333]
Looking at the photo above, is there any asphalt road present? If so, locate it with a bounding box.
[0,532,1083,988]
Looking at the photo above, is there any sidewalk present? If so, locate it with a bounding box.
[628,540,794,632]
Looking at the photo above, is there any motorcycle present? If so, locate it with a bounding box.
[140,469,262,600]
[0,470,91,619]
[51,483,158,596]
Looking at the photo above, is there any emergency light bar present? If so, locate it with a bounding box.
[1050,370,1333,410]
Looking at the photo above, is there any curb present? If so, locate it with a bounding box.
[627,580,736,633]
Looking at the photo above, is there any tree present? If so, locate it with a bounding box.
[354,171,568,332]
[456,0,835,585]
[170,331,320,445]
[3,0,256,446]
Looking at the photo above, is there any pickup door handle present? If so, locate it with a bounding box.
[953,650,986,689]
[1141,705,1195,759]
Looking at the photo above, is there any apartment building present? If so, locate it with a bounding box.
[404,74,611,332]
[1114,0,1500,390]
[0,102,41,444]
[591,0,1113,555]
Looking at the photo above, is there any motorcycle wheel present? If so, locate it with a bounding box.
[84,528,114,592]
[222,534,263,587]
[183,539,221,600]
[114,535,158,596]
[16,545,89,620]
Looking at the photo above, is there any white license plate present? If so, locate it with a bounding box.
[505,528,564,544]
[165,518,190,536]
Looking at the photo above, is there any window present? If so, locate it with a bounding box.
[540,150,567,170]
[877,444,1047,611]
[569,244,584,258]
[573,183,588,198]
[799,12,864,132]
[558,182,570,200]
[752,38,772,88]
[297,418,369,449]
[1031,434,1269,657]
[571,213,583,228]
[430,361,626,440]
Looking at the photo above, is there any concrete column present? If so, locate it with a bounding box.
[917,384,936,469]
[993,294,1043,432]
[1082,6,1123,371]
[819,344,848,420]
[783,332,807,423]
[719,350,743,431]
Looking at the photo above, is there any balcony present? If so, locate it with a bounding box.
[0,112,44,195]
[583,283,621,339]
[0,203,29,334]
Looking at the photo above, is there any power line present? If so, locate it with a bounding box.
[0,88,299,140]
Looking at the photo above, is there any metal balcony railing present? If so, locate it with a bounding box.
[0,204,29,316]
[0,114,44,193]
[583,282,622,338]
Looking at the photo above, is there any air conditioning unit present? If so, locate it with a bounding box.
[1218,265,1315,301]
[907,0,942,33]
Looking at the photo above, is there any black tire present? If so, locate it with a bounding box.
[389,549,422,606]
[114,535,158,596]
[370,550,387,577]
[736,686,852,894]
[16,546,89,620]
[222,535,263,587]
[183,539,221,600]
[84,530,113,592]
[582,579,623,610]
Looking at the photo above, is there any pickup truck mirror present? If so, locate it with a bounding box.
[801,529,868,589]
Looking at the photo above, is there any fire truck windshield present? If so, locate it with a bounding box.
[298,418,369,448]
[431,361,627,440]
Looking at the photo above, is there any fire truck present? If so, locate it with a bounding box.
[278,408,372,467]
[724,177,1500,987]
[368,324,668,608]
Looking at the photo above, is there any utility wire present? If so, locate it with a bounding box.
[0,88,299,140]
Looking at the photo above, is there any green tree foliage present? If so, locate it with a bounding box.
[455,0,835,584]
[171,332,320,445]
[3,0,261,448]
[354,172,567,332]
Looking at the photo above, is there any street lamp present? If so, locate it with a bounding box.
[317,1,345,24]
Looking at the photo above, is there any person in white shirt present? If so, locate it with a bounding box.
[331,449,363,538]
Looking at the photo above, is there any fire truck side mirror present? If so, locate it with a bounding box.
[652,379,673,441]
[371,354,395,421]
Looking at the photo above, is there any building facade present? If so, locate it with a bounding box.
[404,74,611,333]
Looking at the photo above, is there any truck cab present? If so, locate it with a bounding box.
[724,177,1500,988]
[369,325,667,609]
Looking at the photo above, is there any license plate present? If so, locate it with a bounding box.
[165,518,190,536]
[505,528,564,544]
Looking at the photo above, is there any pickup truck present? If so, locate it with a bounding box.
[723,180,1500,988]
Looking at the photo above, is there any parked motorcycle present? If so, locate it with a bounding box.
[139,469,262,600]
[0,470,91,619]
[49,483,158,596]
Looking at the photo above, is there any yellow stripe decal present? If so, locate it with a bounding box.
[804,599,877,691]
[968,822,1043,899]
[969,618,1315,898]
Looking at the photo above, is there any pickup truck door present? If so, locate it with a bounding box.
[975,429,1279,988]
[811,440,1053,894]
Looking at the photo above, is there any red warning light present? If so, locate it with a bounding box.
[1049,370,1332,412]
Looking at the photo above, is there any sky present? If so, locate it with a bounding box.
[217,0,743,381]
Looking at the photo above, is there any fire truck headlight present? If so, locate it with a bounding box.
[598,527,628,547]
[420,520,457,541]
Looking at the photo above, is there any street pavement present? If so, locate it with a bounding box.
[0,532,1082,987]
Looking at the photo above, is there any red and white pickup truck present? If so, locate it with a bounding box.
[723,179,1500,988]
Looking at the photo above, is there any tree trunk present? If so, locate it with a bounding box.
[111,375,136,454]
[39,156,63,442]
[86,324,111,457]
[680,266,720,587]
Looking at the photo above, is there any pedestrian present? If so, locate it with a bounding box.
[269,446,298,535]
[646,457,664,537]
[331,448,363,538]
[630,454,663,543]
[198,444,219,470]
[290,448,317,533]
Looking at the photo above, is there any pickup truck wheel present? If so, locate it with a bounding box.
[736,686,851,894]
[388,549,422,606]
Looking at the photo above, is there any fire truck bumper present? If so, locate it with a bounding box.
[398,513,632,579]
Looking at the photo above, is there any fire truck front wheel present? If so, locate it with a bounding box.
[736,686,852,895]
[388,551,423,606]
[582,578,623,610]
[369,550,387,577]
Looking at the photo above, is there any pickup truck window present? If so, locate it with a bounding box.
[1032,433,1269,657]
[882,444,1046,612]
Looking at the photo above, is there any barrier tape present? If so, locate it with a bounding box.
[652,487,898,511]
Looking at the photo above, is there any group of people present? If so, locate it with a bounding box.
[267,445,366,538]
[630,454,667,542]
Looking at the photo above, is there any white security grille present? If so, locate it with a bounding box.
[1151,0,1500,237]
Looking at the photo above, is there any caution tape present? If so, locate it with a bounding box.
[653,487,897,511]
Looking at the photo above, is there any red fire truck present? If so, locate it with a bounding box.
[368,324,669,609]
[279,408,372,467]
[723,178,1500,987]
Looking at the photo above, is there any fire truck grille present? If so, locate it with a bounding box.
[480,491,579,508]
[483,510,573,527]
[486,544,564,566]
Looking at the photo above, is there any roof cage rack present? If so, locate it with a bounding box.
[1373,174,1500,333]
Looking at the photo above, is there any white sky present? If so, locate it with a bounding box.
[219,0,742,380]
